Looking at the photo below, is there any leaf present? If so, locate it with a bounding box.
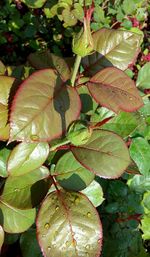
[0,76,15,140]
[71,129,130,179]
[20,228,42,257]
[28,51,71,81]
[7,142,49,176]
[0,200,36,233]
[136,63,150,89]
[53,151,95,191]
[0,225,4,253]
[129,138,150,175]
[102,111,143,138]
[21,0,47,8]
[81,180,104,207]
[128,175,150,194]
[1,166,50,209]
[9,69,81,142]
[36,190,102,257]
[82,29,142,75]
[141,191,150,240]
[88,67,143,113]
[0,61,5,75]
[0,148,11,178]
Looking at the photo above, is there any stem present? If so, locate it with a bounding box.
[71,55,82,87]
[50,138,70,151]
[142,93,150,99]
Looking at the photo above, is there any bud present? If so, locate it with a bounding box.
[67,120,92,146]
[72,17,94,57]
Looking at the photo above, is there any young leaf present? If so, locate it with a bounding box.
[0,225,4,253]
[136,62,150,89]
[0,200,36,233]
[53,151,95,191]
[0,76,15,140]
[129,138,150,175]
[9,69,81,142]
[92,28,142,70]
[71,129,130,179]
[128,175,150,194]
[7,142,49,176]
[81,180,104,207]
[36,190,102,257]
[1,166,50,209]
[88,67,143,113]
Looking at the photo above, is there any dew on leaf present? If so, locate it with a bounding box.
[87,212,91,218]
[85,244,90,250]
[74,196,80,205]
[47,246,51,250]
[30,134,39,141]
[55,205,59,211]
[14,188,20,192]
[44,223,50,229]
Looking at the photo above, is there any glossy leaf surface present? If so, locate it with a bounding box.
[128,175,150,193]
[88,67,143,113]
[21,0,47,8]
[89,28,141,72]
[7,142,49,176]
[37,190,102,257]
[130,138,150,175]
[0,76,15,140]
[53,151,95,191]
[1,166,49,209]
[71,129,130,178]
[10,69,81,142]
[0,148,11,177]
[0,200,35,233]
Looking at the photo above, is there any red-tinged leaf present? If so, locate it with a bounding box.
[88,67,143,113]
[36,190,102,257]
[0,76,15,140]
[9,69,81,142]
[71,129,130,179]
[28,51,71,81]
[82,28,142,75]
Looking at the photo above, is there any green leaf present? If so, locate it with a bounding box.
[21,0,47,8]
[0,225,4,253]
[128,175,150,193]
[28,51,71,81]
[0,61,6,75]
[83,28,142,74]
[136,63,150,89]
[71,129,130,178]
[10,69,81,142]
[102,111,143,138]
[0,76,15,140]
[36,190,102,257]
[81,180,104,207]
[0,148,11,178]
[7,142,49,176]
[130,138,150,175]
[0,200,36,233]
[53,151,95,191]
[88,67,143,113]
[20,228,42,257]
[123,0,135,14]
[1,166,50,209]
[141,214,150,240]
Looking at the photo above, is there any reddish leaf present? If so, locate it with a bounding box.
[9,69,81,142]
[88,67,143,113]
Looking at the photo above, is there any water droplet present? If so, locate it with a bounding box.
[129,97,133,100]
[30,134,39,141]
[87,212,91,218]
[44,223,50,229]
[74,196,80,205]
[56,65,60,69]
[85,244,90,250]
[47,246,51,250]
[14,188,19,192]
[97,238,101,243]
[55,205,59,211]
[42,234,46,238]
